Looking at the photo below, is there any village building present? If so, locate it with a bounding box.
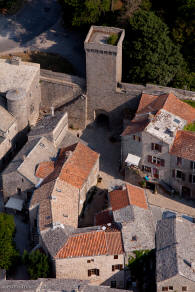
[121,92,195,199]
[0,57,41,168]
[156,216,195,292]
[108,183,155,258]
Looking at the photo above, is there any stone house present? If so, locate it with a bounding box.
[108,182,155,259]
[156,216,195,292]
[54,225,125,288]
[121,92,195,199]
[170,131,195,198]
[29,141,99,234]
[2,137,57,202]
[0,58,41,167]
[0,106,18,169]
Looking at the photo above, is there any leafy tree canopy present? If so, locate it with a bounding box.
[124,10,186,86]
[61,0,111,27]
[22,250,50,279]
[0,213,19,271]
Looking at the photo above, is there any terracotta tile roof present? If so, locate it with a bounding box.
[121,117,149,136]
[162,93,195,124]
[59,142,99,189]
[95,210,114,225]
[137,93,159,113]
[170,130,195,161]
[35,161,55,179]
[109,189,129,211]
[55,230,123,258]
[126,183,148,210]
[109,183,148,211]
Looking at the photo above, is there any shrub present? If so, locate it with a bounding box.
[107,33,119,45]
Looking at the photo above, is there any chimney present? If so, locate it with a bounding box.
[51,106,54,117]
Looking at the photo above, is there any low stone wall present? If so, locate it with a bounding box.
[40,69,86,110]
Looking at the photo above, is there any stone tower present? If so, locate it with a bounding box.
[84,26,125,121]
[6,88,29,132]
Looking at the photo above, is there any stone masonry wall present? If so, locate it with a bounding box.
[157,274,195,292]
[55,254,125,288]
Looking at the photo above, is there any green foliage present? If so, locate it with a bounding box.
[0,213,20,271]
[182,99,195,108]
[107,33,118,45]
[0,0,17,9]
[22,250,50,279]
[61,0,111,27]
[128,249,156,292]
[183,122,195,132]
[124,10,186,86]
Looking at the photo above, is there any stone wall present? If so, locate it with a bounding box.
[55,254,125,288]
[170,156,195,199]
[157,274,195,292]
[40,69,85,110]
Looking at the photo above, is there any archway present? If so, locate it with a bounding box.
[95,110,109,128]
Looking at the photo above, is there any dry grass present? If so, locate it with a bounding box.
[0,51,75,74]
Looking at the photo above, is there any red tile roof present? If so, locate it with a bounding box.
[95,210,114,225]
[122,92,195,136]
[36,161,55,179]
[170,130,195,161]
[109,183,148,211]
[126,183,148,210]
[121,117,149,136]
[162,93,195,124]
[59,142,99,189]
[55,229,123,258]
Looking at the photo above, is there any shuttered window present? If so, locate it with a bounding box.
[151,143,162,152]
[88,269,100,276]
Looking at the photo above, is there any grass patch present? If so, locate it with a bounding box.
[0,51,75,74]
[107,33,119,46]
[183,122,195,132]
[182,99,195,108]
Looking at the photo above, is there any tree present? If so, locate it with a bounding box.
[123,10,186,86]
[22,250,50,279]
[0,213,19,271]
[60,0,111,27]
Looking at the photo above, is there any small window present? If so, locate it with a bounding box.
[176,170,185,181]
[87,260,91,263]
[56,188,61,192]
[151,143,162,152]
[191,161,195,170]
[114,255,118,259]
[112,264,123,271]
[169,287,173,291]
[162,287,168,291]
[182,287,187,291]
[132,235,137,241]
[88,269,99,276]
[174,118,180,124]
[39,142,45,148]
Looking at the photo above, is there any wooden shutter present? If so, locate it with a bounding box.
[172,169,175,178]
[151,143,154,150]
[161,159,165,167]
[96,269,100,276]
[119,264,123,270]
[133,135,136,140]
[189,174,192,183]
[148,155,152,163]
[88,270,91,277]
[182,172,185,181]
[158,145,162,152]
[112,265,115,271]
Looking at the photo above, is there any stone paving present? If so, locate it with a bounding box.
[146,189,195,218]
